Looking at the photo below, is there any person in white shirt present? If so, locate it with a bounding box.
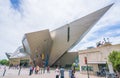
[55,67,60,78]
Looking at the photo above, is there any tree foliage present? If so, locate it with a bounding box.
[108,51,120,72]
[0,59,9,66]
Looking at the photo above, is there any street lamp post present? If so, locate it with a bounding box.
[84,56,89,78]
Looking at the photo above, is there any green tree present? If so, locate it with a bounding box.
[108,51,120,72]
[0,59,9,66]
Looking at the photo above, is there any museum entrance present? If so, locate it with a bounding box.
[20,59,29,67]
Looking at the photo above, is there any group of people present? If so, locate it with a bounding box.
[29,65,76,78]
[29,65,50,75]
[55,66,75,78]
[9,64,20,69]
[55,66,64,78]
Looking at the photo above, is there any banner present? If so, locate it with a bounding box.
[42,53,44,60]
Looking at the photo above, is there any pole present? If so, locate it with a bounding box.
[86,62,90,78]
[85,56,89,78]
[3,68,6,76]
[18,66,21,76]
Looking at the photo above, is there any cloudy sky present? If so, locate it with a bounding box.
[0,0,120,59]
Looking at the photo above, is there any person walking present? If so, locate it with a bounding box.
[55,67,60,78]
[60,66,65,78]
[40,67,43,74]
[71,70,75,78]
[29,66,34,75]
[47,66,50,73]
[69,69,72,78]
[35,65,40,74]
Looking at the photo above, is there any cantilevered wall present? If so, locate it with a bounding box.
[49,4,113,66]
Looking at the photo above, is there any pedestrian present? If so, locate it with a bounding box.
[40,67,43,74]
[60,66,64,78]
[47,66,50,73]
[69,69,72,78]
[42,64,45,73]
[55,67,60,78]
[35,65,40,74]
[71,70,75,78]
[29,66,34,75]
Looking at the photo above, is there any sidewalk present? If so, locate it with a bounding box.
[0,68,104,78]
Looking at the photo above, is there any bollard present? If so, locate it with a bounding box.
[18,67,21,76]
[3,68,6,76]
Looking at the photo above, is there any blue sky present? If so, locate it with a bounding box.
[10,0,21,10]
[0,0,120,59]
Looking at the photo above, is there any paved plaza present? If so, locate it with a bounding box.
[0,67,104,78]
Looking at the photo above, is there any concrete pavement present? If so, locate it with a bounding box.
[0,67,104,78]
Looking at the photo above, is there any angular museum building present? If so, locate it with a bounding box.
[7,4,113,67]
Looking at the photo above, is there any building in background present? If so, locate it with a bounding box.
[6,46,32,67]
[79,43,120,75]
